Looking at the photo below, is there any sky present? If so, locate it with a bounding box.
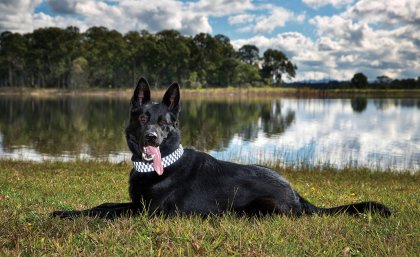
[0,0,419,82]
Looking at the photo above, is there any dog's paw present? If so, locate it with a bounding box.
[50,210,82,219]
[374,203,392,218]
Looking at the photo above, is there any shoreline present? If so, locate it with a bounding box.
[1,86,420,99]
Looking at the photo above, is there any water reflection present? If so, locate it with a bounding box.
[180,100,295,150]
[0,97,128,157]
[350,98,367,113]
[210,98,420,171]
[0,96,419,171]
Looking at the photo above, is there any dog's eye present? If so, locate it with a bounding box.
[139,114,148,124]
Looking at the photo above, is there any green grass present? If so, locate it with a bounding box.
[0,160,419,256]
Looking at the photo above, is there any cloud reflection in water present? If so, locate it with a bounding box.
[210,99,420,171]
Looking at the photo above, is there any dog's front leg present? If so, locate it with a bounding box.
[51,202,142,219]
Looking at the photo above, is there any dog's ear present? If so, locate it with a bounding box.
[131,77,151,109]
[162,82,180,114]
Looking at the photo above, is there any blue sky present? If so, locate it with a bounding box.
[0,0,419,81]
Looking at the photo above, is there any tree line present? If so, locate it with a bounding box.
[352,73,420,90]
[0,26,297,88]
[287,72,420,90]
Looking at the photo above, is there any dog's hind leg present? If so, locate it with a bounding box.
[51,202,142,219]
[241,197,303,216]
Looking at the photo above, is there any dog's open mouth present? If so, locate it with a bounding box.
[142,145,163,175]
[142,146,155,161]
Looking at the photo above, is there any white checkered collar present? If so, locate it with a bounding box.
[133,145,184,173]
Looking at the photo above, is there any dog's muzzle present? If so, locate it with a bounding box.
[145,131,158,144]
[142,131,160,161]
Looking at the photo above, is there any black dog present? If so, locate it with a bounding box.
[52,78,391,219]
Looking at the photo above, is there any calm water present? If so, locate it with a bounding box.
[0,96,419,171]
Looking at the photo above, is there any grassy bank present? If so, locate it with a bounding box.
[0,160,419,256]
[2,86,420,99]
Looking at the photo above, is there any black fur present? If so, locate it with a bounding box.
[52,77,391,219]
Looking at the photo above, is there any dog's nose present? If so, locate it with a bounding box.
[145,132,158,143]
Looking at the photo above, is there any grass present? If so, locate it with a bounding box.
[0,160,419,256]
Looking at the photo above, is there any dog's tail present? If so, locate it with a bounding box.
[298,195,391,217]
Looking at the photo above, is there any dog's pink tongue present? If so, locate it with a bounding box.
[146,146,163,175]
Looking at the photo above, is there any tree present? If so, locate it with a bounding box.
[124,31,143,86]
[84,26,129,87]
[238,44,259,65]
[156,30,191,84]
[377,75,392,84]
[214,34,235,59]
[59,26,83,88]
[260,49,297,86]
[0,31,27,87]
[187,35,206,86]
[70,57,88,88]
[26,27,73,88]
[219,58,240,87]
[192,33,225,86]
[136,32,161,86]
[351,72,368,88]
[1,27,305,88]
[233,63,261,87]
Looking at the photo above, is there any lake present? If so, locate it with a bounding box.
[0,95,419,171]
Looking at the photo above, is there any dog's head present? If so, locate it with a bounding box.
[126,77,181,172]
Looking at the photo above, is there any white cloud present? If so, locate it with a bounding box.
[345,0,420,25]
[232,32,337,81]
[310,15,368,46]
[16,0,213,35]
[232,32,315,55]
[252,7,293,33]
[122,0,212,34]
[228,14,255,25]
[189,0,254,16]
[303,0,354,9]
[234,6,305,34]
[119,0,186,32]
[180,13,212,35]
[233,0,420,82]
[46,0,77,14]
[296,12,306,23]
[32,12,88,31]
[305,0,420,80]
[0,0,42,33]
